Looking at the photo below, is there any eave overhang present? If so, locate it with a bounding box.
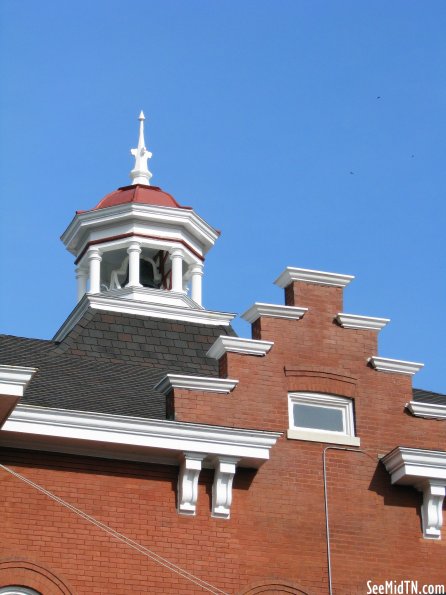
[0,365,37,428]
[61,203,220,257]
[0,405,281,469]
[53,291,236,341]
[406,401,446,420]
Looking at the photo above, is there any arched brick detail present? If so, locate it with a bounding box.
[239,579,309,594]
[0,561,73,595]
[285,366,358,398]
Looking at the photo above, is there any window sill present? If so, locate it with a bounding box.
[287,428,361,446]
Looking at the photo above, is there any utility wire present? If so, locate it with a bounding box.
[0,464,230,595]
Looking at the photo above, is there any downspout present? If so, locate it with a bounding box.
[323,446,365,595]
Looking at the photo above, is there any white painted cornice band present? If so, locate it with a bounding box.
[382,447,446,483]
[0,365,37,428]
[275,267,355,288]
[62,202,219,256]
[368,356,424,375]
[53,292,236,341]
[155,374,239,395]
[0,365,37,397]
[406,401,446,420]
[382,446,446,539]
[242,303,308,324]
[1,405,280,468]
[206,336,274,359]
[336,313,390,331]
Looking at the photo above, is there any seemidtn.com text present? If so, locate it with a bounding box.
[367,581,445,595]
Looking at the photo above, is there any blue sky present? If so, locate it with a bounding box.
[0,1,445,392]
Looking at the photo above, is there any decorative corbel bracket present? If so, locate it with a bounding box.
[382,446,446,540]
[417,480,446,540]
[211,456,240,519]
[177,452,206,516]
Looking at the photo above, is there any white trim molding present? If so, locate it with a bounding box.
[406,401,446,420]
[0,365,37,397]
[53,291,236,341]
[1,405,281,519]
[242,303,308,324]
[0,365,37,427]
[419,481,446,539]
[382,446,446,539]
[177,452,206,516]
[154,374,239,395]
[1,405,281,467]
[336,313,390,331]
[286,428,360,447]
[211,456,239,519]
[274,267,354,289]
[206,336,274,359]
[368,356,424,375]
[62,202,219,257]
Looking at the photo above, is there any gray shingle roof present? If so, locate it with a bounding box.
[0,310,236,419]
[413,388,446,407]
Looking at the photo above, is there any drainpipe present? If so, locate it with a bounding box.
[323,446,365,595]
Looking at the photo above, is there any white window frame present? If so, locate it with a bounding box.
[287,392,360,446]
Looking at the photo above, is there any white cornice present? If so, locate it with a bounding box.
[53,292,236,341]
[0,365,37,397]
[368,356,424,375]
[275,267,355,288]
[241,303,308,324]
[61,202,219,256]
[382,446,446,539]
[206,336,274,359]
[154,374,239,395]
[382,447,446,484]
[0,365,37,428]
[1,405,280,468]
[336,313,390,331]
[406,401,446,420]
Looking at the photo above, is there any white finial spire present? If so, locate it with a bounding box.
[130,111,153,185]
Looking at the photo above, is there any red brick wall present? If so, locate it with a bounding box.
[1,280,445,594]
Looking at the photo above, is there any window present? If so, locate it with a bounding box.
[287,392,360,446]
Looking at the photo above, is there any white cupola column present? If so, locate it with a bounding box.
[190,263,204,306]
[170,249,184,293]
[87,247,102,294]
[126,241,142,288]
[75,266,88,302]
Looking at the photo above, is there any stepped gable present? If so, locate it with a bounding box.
[0,312,235,420]
[413,387,446,406]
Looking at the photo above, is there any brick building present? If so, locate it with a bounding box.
[0,114,445,595]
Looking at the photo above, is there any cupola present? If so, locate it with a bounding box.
[61,113,221,311]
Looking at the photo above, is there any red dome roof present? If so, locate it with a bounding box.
[92,184,191,211]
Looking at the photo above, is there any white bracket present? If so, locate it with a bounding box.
[417,480,446,539]
[211,456,239,519]
[177,452,206,516]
